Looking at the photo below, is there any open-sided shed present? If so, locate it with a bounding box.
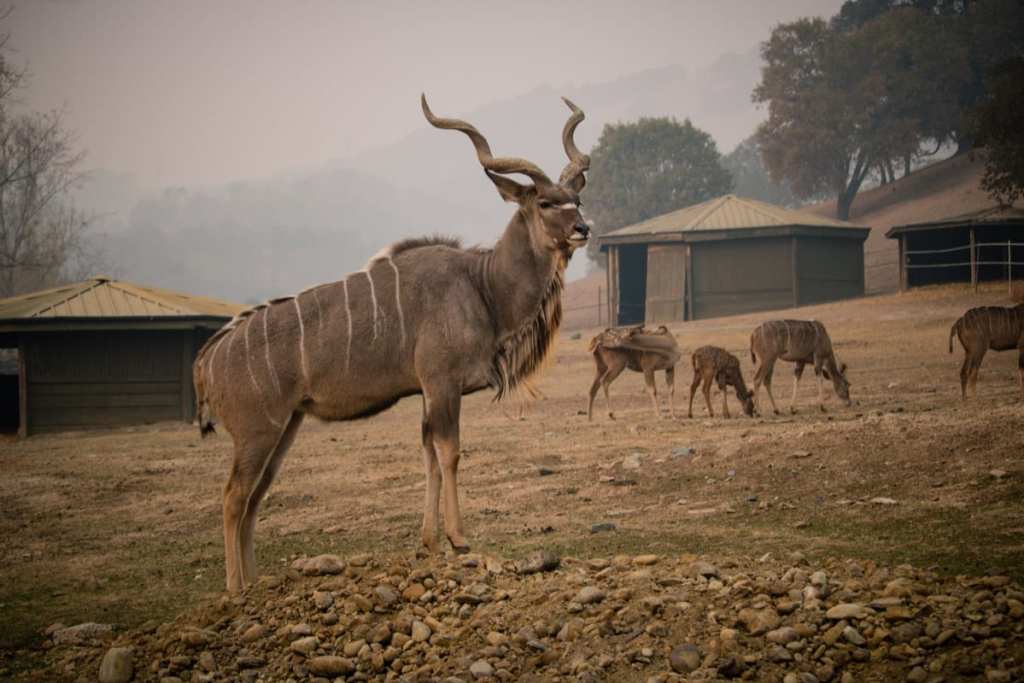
[0,276,242,436]
[598,195,870,324]
[886,206,1024,290]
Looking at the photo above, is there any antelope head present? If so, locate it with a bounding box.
[421,95,591,257]
[823,361,851,406]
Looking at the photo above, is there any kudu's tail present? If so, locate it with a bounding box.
[192,357,216,438]
[750,334,757,366]
[948,318,961,354]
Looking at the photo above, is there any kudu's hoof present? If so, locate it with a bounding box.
[448,538,471,555]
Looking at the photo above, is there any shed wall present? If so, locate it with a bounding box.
[25,330,194,433]
[795,237,864,305]
[691,238,793,319]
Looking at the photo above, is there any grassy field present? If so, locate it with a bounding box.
[2,282,1022,674]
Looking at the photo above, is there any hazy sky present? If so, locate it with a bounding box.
[10,0,844,188]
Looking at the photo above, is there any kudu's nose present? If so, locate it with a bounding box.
[573,222,590,238]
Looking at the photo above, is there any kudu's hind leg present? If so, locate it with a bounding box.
[587,356,607,420]
[761,361,781,415]
[702,377,715,418]
[601,359,627,419]
[687,370,702,418]
[643,369,660,418]
[665,367,676,418]
[959,352,971,400]
[240,412,304,585]
[223,424,289,592]
[968,349,987,397]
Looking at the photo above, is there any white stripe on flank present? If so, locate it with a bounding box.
[208,333,228,391]
[387,256,406,347]
[343,279,353,373]
[294,297,309,387]
[262,307,282,396]
[245,317,281,427]
[311,287,323,350]
[366,268,380,340]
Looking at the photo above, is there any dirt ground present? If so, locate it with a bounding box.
[1,282,1022,676]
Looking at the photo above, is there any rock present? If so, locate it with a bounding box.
[590,522,617,533]
[307,656,355,677]
[716,655,746,678]
[906,667,927,683]
[411,620,432,643]
[198,651,217,672]
[985,669,1011,682]
[302,554,345,575]
[517,550,560,574]
[669,644,701,673]
[240,624,266,643]
[691,561,719,578]
[290,636,319,655]
[870,497,898,505]
[470,659,495,678]
[737,607,779,635]
[236,656,265,669]
[402,582,426,601]
[312,590,333,610]
[989,469,1007,480]
[374,585,399,607]
[671,447,693,458]
[842,625,866,646]
[634,554,659,566]
[825,603,865,620]
[575,586,605,604]
[98,647,133,683]
[766,626,799,644]
[342,639,365,657]
[537,466,556,476]
[791,450,812,458]
[622,453,642,470]
[52,622,113,645]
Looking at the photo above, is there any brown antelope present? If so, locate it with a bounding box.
[586,325,681,420]
[750,320,850,414]
[688,345,755,419]
[193,95,591,591]
[948,304,1024,400]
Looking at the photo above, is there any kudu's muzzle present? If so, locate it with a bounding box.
[569,221,591,243]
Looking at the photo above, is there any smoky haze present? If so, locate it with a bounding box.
[9,0,844,301]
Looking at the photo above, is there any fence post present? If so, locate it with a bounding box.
[1010,240,1014,297]
[597,286,602,326]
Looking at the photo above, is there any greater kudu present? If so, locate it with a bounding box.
[750,319,851,414]
[949,304,1024,400]
[586,325,681,420]
[193,95,591,591]
[688,345,755,419]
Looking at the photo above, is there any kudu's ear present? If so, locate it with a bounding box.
[484,169,530,204]
[563,173,586,194]
[840,362,848,376]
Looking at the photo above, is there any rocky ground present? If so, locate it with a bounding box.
[40,549,1024,682]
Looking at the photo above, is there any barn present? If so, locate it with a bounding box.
[0,276,243,436]
[885,206,1024,290]
[598,194,870,324]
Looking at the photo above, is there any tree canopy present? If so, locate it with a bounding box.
[582,117,732,265]
[754,0,1023,220]
[973,57,1024,206]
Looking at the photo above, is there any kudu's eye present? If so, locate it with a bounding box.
[538,200,553,209]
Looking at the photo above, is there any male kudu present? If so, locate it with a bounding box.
[194,95,591,591]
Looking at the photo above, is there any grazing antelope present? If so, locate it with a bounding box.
[193,95,591,591]
[587,325,682,420]
[750,320,850,414]
[688,346,755,419]
[948,304,1024,400]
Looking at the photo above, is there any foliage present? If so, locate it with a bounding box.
[753,9,969,219]
[973,57,1024,206]
[582,117,732,266]
[0,30,95,297]
[721,135,801,208]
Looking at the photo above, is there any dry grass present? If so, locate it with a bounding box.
[2,282,1022,673]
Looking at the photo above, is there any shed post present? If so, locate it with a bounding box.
[684,243,694,321]
[791,236,800,307]
[1009,239,1013,296]
[180,328,194,423]
[898,236,907,291]
[970,228,977,291]
[17,334,27,438]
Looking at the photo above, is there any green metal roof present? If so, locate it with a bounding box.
[0,276,243,321]
[886,205,1024,238]
[601,194,868,240]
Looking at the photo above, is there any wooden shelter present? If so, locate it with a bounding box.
[886,206,1024,290]
[0,276,243,436]
[599,195,870,324]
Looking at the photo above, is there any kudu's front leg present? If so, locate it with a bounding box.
[424,388,469,553]
[643,369,660,418]
[419,398,442,554]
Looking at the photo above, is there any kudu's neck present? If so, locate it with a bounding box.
[484,210,563,338]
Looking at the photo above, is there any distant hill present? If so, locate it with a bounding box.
[804,154,993,293]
